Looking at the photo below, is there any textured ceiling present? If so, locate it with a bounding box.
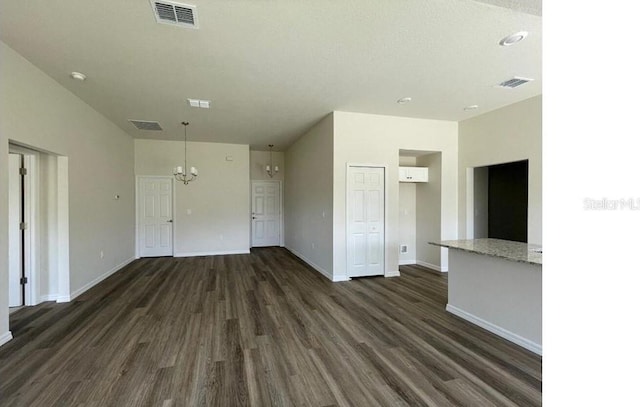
[0,0,541,150]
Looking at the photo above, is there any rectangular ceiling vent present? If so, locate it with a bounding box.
[497,76,534,88]
[129,120,163,131]
[150,0,198,29]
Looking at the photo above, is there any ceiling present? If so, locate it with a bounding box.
[0,0,541,151]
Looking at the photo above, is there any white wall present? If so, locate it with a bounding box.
[284,115,334,279]
[333,111,458,280]
[135,139,250,256]
[250,150,285,181]
[398,184,417,265]
[458,95,542,244]
[0,121,8,343]
[416,152,445,271]
[0,41,135,343]
[473,166,489,238]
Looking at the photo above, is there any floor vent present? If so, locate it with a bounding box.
[128,120,163,131]
[150,1,198,29]
[497,77,533,88]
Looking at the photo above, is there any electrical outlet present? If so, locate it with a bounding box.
[311,243,316,249]
[400,245,408,254]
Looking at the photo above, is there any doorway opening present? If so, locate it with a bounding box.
[7,142,71,309]
[469,159,529,243]
[398,150,446,272]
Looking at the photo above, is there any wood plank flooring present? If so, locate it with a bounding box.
[0,248,542,406]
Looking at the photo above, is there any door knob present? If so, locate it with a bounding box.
[167,219,173,223]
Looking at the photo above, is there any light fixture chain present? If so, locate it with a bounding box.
[174,121,197,185]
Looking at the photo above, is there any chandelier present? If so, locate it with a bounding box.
[266,144,279,178]
[173,121,198,185]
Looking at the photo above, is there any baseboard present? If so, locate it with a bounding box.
[174,249,250,257]
[446,304,542,355]
[0,331,13,347]
[60,257,136,303]
[417,260,448,272]
[385,270,401,277]
[332,275,350,282]
[285,247,335,282]
[398,259,416,266]
[39,294,59,302]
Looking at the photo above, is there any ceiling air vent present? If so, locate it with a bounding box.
[497,77,534,88]
[150,0,198,29]
[129,120,163,131]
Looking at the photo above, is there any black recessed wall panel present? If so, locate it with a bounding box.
[488,160,528,243]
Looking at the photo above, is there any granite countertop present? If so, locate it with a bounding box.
[430,238,542,265]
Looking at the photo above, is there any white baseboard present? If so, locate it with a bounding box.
[39,294,59,302]
[59,257,136,303]
[0,331,13,347]
[385,270,401,277]
[446,304,542,355]
[332,275,350,282]
[398,259,416,266]
[174,249,250,257]
[417,260,448,272]
[285,247,336,282]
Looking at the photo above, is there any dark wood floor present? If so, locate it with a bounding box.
[0,248,541,406]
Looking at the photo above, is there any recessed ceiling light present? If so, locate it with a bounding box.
[464,105,479,111]
[70,71,86,81]
[397,97,412,104]
[499,31,528,46]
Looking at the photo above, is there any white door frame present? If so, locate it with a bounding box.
[346,163,387,278]
[7,142,71,305]
[250,180,284,247]
[135,176,176,258]
[8,146,39,306]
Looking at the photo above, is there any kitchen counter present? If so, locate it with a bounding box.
[430,238,542,265]
[430,238,542,355]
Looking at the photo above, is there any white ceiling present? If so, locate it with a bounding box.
[0,0,541,151]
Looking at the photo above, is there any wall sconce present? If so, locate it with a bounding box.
[266,144,279,178]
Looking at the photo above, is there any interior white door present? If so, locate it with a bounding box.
[348,166,385,277]
[8,154,23,307]
[251,181,281,247]
[138,177,173,257]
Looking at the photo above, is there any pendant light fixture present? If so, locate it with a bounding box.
[173,121,198,185]
[266,144,279,178]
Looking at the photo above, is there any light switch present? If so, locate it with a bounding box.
[226,156,233,161]
[187,209,192,215]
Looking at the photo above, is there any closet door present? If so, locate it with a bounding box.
[347,166,385,277]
